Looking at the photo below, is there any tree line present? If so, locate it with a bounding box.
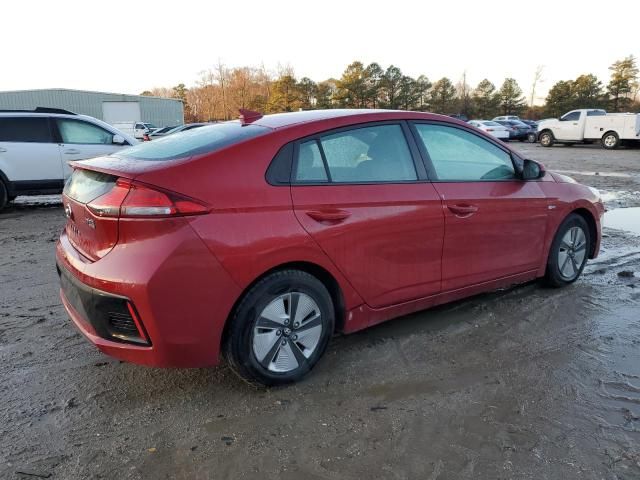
[142,56,639,123]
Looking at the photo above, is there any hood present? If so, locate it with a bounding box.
[549,171,577,183]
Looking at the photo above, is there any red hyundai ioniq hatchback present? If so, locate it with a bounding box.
[56,109,604,385]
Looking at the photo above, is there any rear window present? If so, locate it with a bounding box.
[64,169,116,204]
[0,117,53,143]
[117,121,269,161]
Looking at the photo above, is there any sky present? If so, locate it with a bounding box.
[2,0,638,104]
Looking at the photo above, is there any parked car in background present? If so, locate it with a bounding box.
[148,125,178,140]
[493,115,521,122]
[495,120,531,141]
[448,113,469,122]
[0,108,137,209]
[142,122,158,133]
[157,123,210,137]
[56,109,603,386]
[537,109,640,149]
[112,121,153,140]
[468,120,510,140]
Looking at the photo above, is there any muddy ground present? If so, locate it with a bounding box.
[1,144,639,479]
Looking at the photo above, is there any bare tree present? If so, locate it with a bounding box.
[529,65,545,108]
[215,60,229,120]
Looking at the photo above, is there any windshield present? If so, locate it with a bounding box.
[116,121,269,161]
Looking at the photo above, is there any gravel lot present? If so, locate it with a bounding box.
[1,143,639,479]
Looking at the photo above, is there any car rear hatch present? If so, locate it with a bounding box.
[62,164,209,262]
[63,169,125,261]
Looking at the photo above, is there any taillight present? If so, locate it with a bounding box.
[86,179,131,217]
[86,179,209,218]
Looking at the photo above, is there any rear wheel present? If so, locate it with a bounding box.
[602,131,619,150]
[545,214,590,287]
[223,270,335,386]
[539,131,554,147]
[0,181,8,210]
[527,132,537,143]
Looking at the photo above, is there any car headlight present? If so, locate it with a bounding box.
[588,186,601,201]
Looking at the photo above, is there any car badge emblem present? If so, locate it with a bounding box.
[85,218,96,229]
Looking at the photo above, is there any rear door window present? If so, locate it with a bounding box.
[0,117,53,143]
[294,124,417,184]
[295,140,328,182]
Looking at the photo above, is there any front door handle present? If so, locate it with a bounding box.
[306,209,351,223]
[448,204,478,217]
[63,149,81,155]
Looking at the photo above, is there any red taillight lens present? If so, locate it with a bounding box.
[86,178,208,218]
[122,182,209,217]
[86,179,131,217]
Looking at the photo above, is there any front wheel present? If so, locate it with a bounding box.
[545,214,590,287]
[602,131,620,150]
[223,270,335,386]
[527,132,537,143]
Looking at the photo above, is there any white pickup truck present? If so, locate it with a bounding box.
[111,121,155,140]
[537,109,640,149]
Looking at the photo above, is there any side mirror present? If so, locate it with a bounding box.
[112,134,126,145]
[522,159,546,180]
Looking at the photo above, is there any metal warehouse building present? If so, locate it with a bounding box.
[0,88,184,128]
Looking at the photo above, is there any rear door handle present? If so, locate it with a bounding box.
[0,147,7,152]
[447,204,478,216]
[63,149,81,154]
[306,209,351,223]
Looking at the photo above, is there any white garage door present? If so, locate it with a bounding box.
[102,102,141,125]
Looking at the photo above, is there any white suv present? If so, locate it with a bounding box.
[493,115,521,122]
[0,108,137,209]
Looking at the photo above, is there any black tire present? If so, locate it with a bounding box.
[527,132,537,143]
[539,130,554,147]
[602,131,620,150]
[8,195,16,202]
[223,270,335,386]
[544,214,591,288]
[0,181,8,211]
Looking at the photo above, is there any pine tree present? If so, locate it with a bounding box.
[544,80,575,117]
[429,77,457,114]
[472,79,500,119]
[607,55,639,112]
[498,78,526,115]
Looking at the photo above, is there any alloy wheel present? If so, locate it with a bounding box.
[252,292,323,373]
[557,226,587,280]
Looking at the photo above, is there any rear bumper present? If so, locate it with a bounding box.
[55,220,242,368]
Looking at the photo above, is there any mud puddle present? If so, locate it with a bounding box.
[604,207,640,236]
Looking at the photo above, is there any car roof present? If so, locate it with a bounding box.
[250,109,454,130]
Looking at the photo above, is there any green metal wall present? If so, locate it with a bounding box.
[0,89,184,127]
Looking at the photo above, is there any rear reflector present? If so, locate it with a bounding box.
[86,177,209,218]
